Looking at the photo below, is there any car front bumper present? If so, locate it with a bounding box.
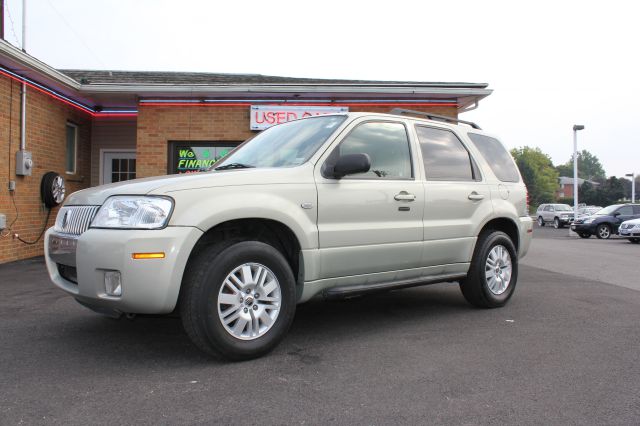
[558,216,574,224]
[570,223,597,234]
[45,226,203,316]
[619,229,640,237]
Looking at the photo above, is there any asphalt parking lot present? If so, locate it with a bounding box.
[2,228,640,425]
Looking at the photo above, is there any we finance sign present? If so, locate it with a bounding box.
[250,105,348,130]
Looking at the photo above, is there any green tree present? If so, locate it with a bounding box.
[511,147,559,210]
[556,150,606,182]
[579,177,625,206]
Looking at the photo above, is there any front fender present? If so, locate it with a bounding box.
[164,184,319,249]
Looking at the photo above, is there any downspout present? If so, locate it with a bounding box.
[20,0,26,150]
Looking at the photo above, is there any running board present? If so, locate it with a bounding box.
[323,273,467,299]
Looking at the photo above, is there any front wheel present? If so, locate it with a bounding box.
[553,218,561,229]
[630,238,640,244]
[578,233,591,239]
[538,216,545,227]
[596,224,612,239]
[180,240,297,361]
[460,230,518,308]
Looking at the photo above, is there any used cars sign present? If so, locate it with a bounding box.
[250,105,348,130]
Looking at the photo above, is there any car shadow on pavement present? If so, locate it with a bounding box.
[45,282,473,365]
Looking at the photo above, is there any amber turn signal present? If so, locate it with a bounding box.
[132,252,165,260]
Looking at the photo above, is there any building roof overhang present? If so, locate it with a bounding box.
[0,39,492,114]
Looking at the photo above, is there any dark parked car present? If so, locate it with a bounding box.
[571,204,640,239]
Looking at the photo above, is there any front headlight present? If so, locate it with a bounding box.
[583,218,594,224]
[91,196,174,229]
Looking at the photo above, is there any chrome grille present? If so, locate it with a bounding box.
[54,206,100,235]
[622,223,635,229]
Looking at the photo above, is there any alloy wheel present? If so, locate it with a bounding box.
[485,245,513,295]
[217,263,282,340]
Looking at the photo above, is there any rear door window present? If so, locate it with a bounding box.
[467,133,520,182]
[416,126,479,181]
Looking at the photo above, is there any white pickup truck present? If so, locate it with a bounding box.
[45,111,532,360]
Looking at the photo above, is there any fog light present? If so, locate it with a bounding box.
[104,271,122,296]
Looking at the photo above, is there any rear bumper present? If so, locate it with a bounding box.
[518,216,533,259]
[45,226,203,315]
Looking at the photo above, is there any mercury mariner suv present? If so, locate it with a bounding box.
[45,110,532,360]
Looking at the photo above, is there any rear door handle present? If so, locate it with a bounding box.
[394,191,416,202]
[468,192,485,201]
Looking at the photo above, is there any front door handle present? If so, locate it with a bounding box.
[468,192,485,201]
[394,191,416,202]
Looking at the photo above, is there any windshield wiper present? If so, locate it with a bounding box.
[215,163,255,170]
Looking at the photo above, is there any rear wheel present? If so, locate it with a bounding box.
[538,216,545,227]
[180,240,296,360]
[578,233,591,239]
[460,230,518,308]
[596,224,611,239]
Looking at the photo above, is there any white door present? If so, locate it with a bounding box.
[103,151,136,184]
[315,119,425,279]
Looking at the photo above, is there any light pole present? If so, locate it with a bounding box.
[626,173,636,203]
[571,125,585,236]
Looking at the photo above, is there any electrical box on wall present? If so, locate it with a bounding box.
[15,151,33,176]
[0,213,6,231]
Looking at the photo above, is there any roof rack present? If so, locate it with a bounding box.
[389,108,482,130]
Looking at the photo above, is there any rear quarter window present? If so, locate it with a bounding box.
[467,133,520,183]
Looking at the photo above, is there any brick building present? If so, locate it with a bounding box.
[0,40,492,263]
[557,176,600,199]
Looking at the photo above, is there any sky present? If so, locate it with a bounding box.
[3,0,640,178]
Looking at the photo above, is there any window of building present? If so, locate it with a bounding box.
[65,123,78,174]
[168,141,241,174]
[326,121,413,179]
[467,133,520,182]
[416,126,478,181]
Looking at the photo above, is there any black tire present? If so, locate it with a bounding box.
[538,216,545,227]
[459,230,518,308]
[578,233,591,239]
[629,238,640,244]
[40,171,65,208]
[596,224,611,239]
[180,240,296,361]
[553,217,562,229]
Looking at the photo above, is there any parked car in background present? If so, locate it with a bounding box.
[536,203,574,228]
[575,205,602,221]
[618,218,640,244]
[571,204,640,239]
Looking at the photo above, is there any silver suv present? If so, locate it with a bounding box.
[45,110,532,360]
[536,203,574,228]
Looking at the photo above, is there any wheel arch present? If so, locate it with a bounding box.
[179,218,304,307]
[477,217,520,253]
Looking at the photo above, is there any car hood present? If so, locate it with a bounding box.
[64,164,314,205]
[622,218,640,225]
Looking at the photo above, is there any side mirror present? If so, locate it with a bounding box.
[331,153,371,179]
[613,211,621,217]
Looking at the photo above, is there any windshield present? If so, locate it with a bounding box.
[596,204,623,215]
[554,204,573,211]
[213,115,346,169]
